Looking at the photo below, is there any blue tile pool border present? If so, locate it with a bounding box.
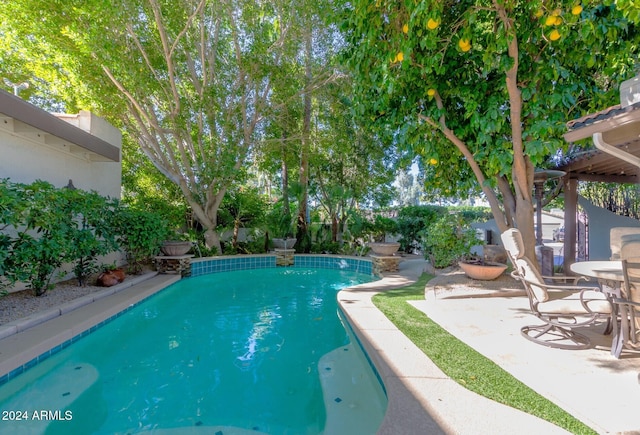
[190,254,374,277]
[1,255,375,385]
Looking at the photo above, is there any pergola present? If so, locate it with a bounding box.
[557,84,640,267]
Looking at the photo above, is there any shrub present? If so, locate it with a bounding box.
[4,181,74,295]
[421,215,479,268]
[113,206,171,274]
[396,205,446,253]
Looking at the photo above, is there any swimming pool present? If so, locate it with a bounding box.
[0,267,387,434]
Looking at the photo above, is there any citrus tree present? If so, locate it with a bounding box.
[341,0,639,259]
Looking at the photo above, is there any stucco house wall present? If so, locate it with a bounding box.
[0,109,121,198]
[1,90,124,291]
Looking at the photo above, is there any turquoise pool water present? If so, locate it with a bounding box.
[0,268,387,434]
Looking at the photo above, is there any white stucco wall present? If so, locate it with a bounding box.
[0,111,122,198]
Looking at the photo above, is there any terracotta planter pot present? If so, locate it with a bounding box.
[459,261,507,280]
[97,269,126,287]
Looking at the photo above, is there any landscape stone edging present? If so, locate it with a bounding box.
[0,272,158,340]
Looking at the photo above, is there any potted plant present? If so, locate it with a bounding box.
[366,215,401,256]
[160,231,193,256]
[422,214,506,279]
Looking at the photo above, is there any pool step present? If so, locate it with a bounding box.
[318,343,387,435]
[0,361,98,434]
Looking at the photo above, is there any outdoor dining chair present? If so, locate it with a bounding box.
[613,251,640,356]
[501,228,612,349]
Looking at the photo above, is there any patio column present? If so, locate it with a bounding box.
[564,177,578,270]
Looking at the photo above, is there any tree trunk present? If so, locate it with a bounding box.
[204,228,222,255]
[296,30,312,253]
[281,135,290,219]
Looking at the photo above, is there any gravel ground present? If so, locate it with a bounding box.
[0,266,154,325]
[0,278,107,325]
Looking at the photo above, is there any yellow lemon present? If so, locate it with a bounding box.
[571,5,582,15]
[459,39,471,52]
[427,88,436,96]
[554,16,562,25]
[544,16,556,26]
[403,24,409,34]
[427,18,440,30]
[534,9,544,18]
[396,52,404,62]
[549,29,561,41]
[429,158,438,165]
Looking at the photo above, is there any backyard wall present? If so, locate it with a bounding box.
[579,196,640,260]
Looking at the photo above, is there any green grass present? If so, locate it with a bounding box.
[372,274,597,435]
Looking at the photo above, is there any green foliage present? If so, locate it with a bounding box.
[63,189,120,286]
[265,200,295,238]
[340,0,638,242]
[396,205,447,253]
[112,207,171,274]
[365,215,399,242]
[445,206,493,224]
[421,215,479,268]
[3,181,76,295]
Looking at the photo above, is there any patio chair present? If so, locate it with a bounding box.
[501,228,585,285]
[501,228,612,349]
[610,226,640,260]
[612,251,640,356]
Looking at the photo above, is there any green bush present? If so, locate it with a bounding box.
[421,215,479,268]
[3,181,75,295]
[113,206,171,274]
[63,189,119,286]
[396,205,446,253]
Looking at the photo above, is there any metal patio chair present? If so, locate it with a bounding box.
[612,252,640,357]
[501,228,612,349]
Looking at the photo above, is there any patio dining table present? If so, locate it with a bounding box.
[570,260,627,357]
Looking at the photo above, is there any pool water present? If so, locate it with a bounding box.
[0,268,387,434]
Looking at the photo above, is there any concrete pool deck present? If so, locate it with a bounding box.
[1,258,638,433]
[339,257,640,434]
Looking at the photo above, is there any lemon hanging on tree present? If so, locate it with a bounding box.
[549,29,561,41]
[427,18,439,30]
[571,4,583,15]
[458,38,471,52]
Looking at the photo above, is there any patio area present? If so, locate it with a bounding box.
[339,257,640,434]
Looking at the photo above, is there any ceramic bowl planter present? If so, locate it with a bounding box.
[459,260,507,280]
[368,242,401,256]
[161,241,192,256]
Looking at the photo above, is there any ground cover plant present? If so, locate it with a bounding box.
[372,274,597,435]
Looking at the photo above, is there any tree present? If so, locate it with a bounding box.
[0,0,314,254]
[340,1,638,260]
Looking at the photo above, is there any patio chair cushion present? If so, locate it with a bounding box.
[514,257,548,302]
[502,228,525,262]
[537,290,612,315]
